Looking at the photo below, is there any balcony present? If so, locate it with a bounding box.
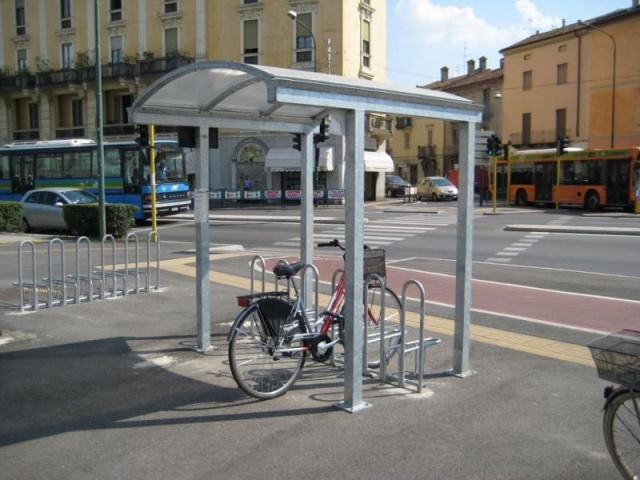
[55,127,86,138]
[135,55,195,77]
[104,123,136,137]
[417,145,437,159]
[13,129,40,141]
[366,113,393,139]
[36,69,84,86]
[0,73,36,90]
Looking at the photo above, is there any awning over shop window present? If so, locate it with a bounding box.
[364,151,394,172]
[265,147,334,172]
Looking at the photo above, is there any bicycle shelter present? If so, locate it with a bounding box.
[130,61,483,412]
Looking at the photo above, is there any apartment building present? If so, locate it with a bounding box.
[388,56,503,181]
[0,0,392,198]
[389,1,639,186]
[500,2,640,150]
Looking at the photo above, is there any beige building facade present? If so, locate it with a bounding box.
[388,56,503,183]
[0,0,392,197]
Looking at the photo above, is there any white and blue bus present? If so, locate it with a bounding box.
[0,138,191,220]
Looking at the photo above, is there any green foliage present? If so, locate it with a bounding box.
[0,202,24,233]
[74,50,95,69]
[35,56,50,73]
[63,203,137,239]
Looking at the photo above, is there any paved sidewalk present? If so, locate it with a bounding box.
[0,245,619,479]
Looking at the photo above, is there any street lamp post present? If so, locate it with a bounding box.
[579,20,616,149]
[287,10,317,73]
[287,10,319,204]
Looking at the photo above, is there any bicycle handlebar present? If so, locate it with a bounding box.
[317,238,370,250]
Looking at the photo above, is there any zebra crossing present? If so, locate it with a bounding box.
[271,214,458,249]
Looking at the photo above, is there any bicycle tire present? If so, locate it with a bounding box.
[363,285,403,369]
[228,298,306,400]
[603,389,640,479]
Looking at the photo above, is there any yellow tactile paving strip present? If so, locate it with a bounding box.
[159,254,595,369]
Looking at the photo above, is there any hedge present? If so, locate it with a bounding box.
[0,201,24,233]
[64,203,138,239]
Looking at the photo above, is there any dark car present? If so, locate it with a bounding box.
[385,175,412,197]
[21,187,99,232]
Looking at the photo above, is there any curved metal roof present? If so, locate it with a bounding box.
[131,61,482,131]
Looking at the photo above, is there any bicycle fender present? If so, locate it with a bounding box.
[226,303,261,342]
[603,385,630,410]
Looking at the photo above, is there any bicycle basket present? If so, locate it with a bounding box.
[363,248,386,280]
[587,329,640,389]
[257,297,295,338]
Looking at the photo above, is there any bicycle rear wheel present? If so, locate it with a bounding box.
[228,298,306,400]
[603,389,640,479]
[364,285,402,369]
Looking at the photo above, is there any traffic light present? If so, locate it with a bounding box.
[556,134,570,156]
[138,125,149,147]
[292,133,301,151]
[319,117,330,142]
[494,135,503,156]
[486,135,495,156]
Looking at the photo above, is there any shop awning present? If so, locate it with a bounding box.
[364,151,394,172]
[265,147,334,172]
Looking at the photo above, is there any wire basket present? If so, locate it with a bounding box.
[363,248,386,280]
[588,329,640,389]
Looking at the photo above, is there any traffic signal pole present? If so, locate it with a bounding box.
[149,125,157,232]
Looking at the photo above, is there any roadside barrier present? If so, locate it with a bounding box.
[13,232,160,312]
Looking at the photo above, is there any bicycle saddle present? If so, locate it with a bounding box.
[272,262,305,279]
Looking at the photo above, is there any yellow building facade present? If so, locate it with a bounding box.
[0,0,390,197]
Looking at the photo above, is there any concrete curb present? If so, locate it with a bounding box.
[505,224,640,235]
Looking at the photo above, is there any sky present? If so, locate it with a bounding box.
[386,0,631,87]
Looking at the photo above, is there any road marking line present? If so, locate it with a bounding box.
[157,254,595,369]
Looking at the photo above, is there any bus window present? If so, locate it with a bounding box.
[0,154,8,180]
[104,148,121,176]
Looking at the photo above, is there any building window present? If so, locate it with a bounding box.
[16,0,26,36]
[62,43,72,69]
[164,28,178,55]
[29,103,39,130]
[60,0,72,29]
[243,0,259,4]
[556,108,567,137]
[17,48,28,73]
[164,0,178,14]
[524,53,531,61]
[294,13,314,64]
[72,99,83,127]
[558,45,567,52]
[522,70,532,91]
[404,132,410,149]
[362,19,371,68]
[522,113,531,145]
[110,0,122,22]
[110,36,123,63]
[557,63,568,85]
[243,19,258,65]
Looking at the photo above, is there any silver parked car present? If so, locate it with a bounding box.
[416,176,459,201]
[21,187,98,232]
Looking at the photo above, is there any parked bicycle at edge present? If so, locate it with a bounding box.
[227,239,403,400]
[588,329,640,479]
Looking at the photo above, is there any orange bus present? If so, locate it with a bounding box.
[489,147,640,211]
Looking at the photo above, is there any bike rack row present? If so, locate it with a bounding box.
[247,255,441,394]
[13,232,161,312]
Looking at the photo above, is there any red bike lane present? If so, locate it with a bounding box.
[290,257,639,333]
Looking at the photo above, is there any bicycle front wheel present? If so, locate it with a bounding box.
[228,298,306,400]
[603,389,640,479]
[364,285,403,369]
